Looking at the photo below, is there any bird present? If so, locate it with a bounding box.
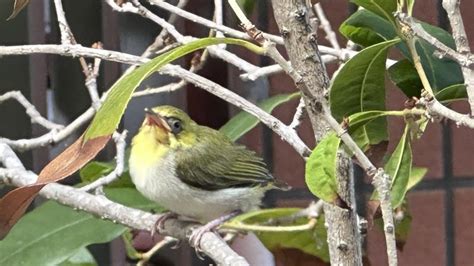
[128,105,288,248]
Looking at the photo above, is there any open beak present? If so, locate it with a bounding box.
[144,108,171,132]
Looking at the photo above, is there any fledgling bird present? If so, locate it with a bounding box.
[129,105,287,247]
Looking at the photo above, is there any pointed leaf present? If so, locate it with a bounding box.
[305,132,340,203]
[388,59,423,98]
[59,248,97,266]
[406,167,427,191]
[0,135,110,239]
[340,9,395,47]
[435,84,467,103]
[229,208,329,262]
[0,201,124,266]
[0,188,160,266]
[219,93,300,141]
[385,126,412,208]
[330,39,399,148]
[84,38,263,142]
[7,0,30,20]
[351,0,398,23]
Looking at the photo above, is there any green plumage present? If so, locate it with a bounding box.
[174,126,276,191]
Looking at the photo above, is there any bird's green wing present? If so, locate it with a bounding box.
[174,129,275,191]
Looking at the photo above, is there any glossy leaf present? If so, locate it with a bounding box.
[330,39,399,148]
[230,208,329,262]
[7,0,30,20]
[351,0,397,22]
[339,9,395,47]
[105,187,163,212]
[84,38,263,142]
[388,59,423,98]
[219,92,300,141]
[385,126,412,208]
[59,248,97,266]
[0,135,110,240]
[0,188,160,266]
[435,84,467,103]
[0,201,125,266]
[346,111,394,150]
[406,167,427,191]
[341,9,463,92]
[80,152,134,188]
[305,132,340,203]
[237,0,256,14]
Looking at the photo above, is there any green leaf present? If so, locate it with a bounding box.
[341,10,463,92]
[406,167,427,191]
[0,188,161,266]
[414,23,464,91]
[231,208,329,262]
[105,187,164,212]
[237,0,256,14]
[330,39,399,148]
[305,132,340,203]
[0,201,125,266]
[435,84,467,103]
[84,37,263,142]
[219,92,300,141]
[80,161,114,182]
[384,126,412,208]
[59,248,97,266]
[346,111,395,150]
[80,150,134,188]
[339,9,396,47]
[388,59,423,98]
[351,0,398,23]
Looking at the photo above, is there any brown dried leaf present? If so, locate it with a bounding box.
[0,135,111,239]
[7,0,30,20]
[366,200,381,228]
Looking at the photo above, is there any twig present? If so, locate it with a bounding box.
[441,0,474,116]
[0,107,95,151]
[79,130,128,192]
[0,44,148,65]
[137,237,177,266]
[161,64,311,157]
[0,91,63,131]
[314,3,340,51]
[52,0,90,75]
[0,143,248,266]
[289,98,306,130]
[106,0,259,73]
[223,218,317,232]
[396,12,474,68]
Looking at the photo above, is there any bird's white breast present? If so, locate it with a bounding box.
[129,153,266,223]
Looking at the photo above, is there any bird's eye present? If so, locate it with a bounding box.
[168,118,183,134]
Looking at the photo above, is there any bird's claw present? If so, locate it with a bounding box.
[189,226,215,260]
[151,212,177,237]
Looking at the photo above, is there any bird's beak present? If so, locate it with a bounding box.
[144,108,171,132]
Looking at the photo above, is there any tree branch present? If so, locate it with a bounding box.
[441,0,474,116]
[0,143,249,266]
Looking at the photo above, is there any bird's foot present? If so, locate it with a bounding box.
[188,210,242,256]
[151,211,178,236]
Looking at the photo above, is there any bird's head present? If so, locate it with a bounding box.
[134,105,198,150]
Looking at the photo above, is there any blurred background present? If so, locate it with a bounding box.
[0,0,473,265]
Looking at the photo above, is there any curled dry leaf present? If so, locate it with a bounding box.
[7,0,30,20]
[0,134,111,239]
